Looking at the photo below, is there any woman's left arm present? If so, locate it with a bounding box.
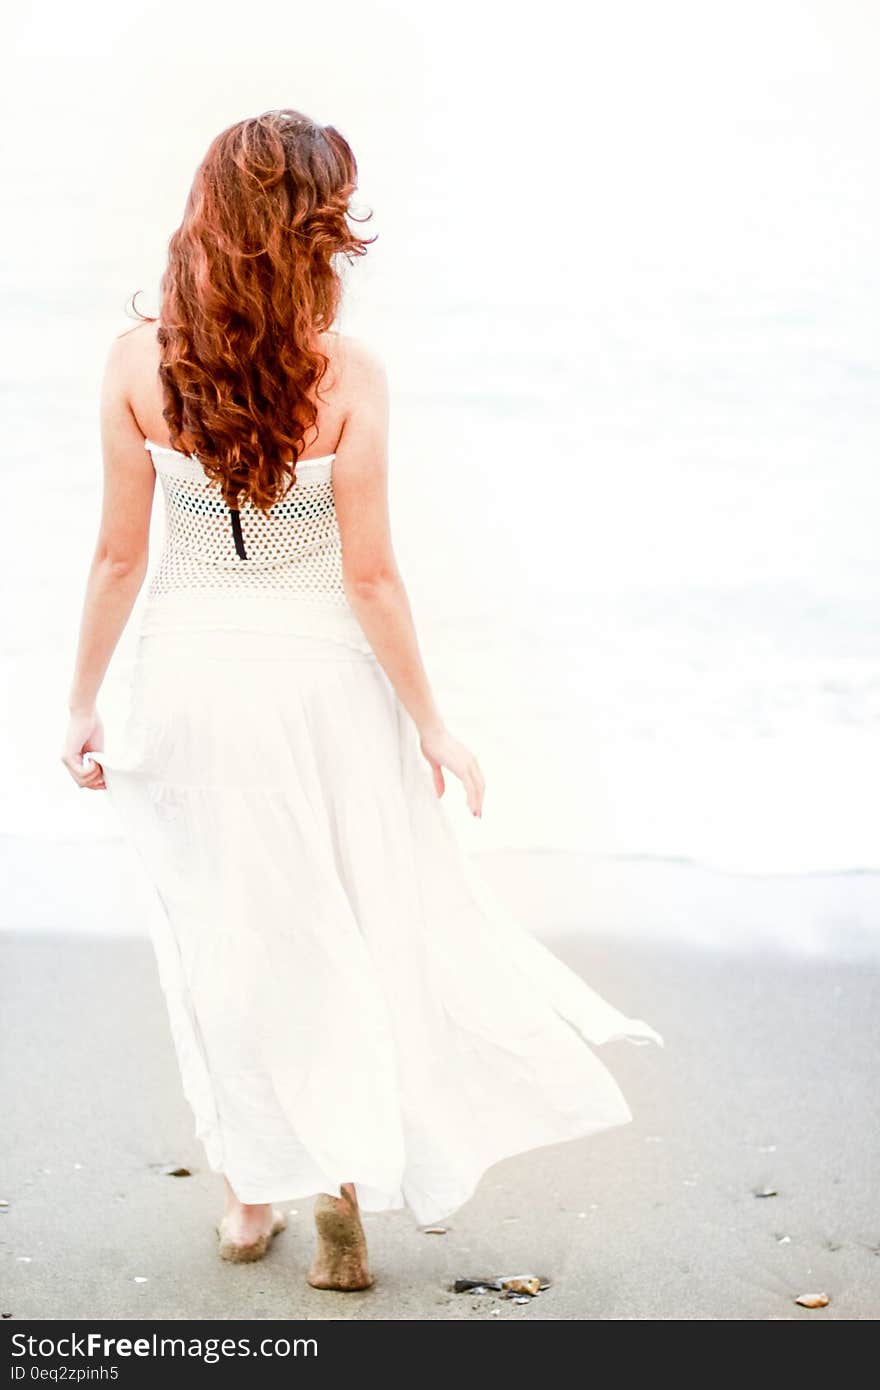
[61,333,156,789]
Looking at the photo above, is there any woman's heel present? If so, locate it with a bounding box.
[217,1208,286,1263]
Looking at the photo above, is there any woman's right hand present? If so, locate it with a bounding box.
[61,707,106,790]
[419,725,485,817]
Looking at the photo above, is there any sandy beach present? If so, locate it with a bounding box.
[2,922,877,1322]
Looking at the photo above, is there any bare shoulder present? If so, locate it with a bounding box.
[325,332,388,399]
[104,318,159,382]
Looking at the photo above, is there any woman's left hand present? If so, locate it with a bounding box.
[61,709,107,790]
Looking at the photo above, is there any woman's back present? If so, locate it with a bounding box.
[124,319,350,464]
[121,321,374,650]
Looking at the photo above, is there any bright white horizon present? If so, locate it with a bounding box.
[3,0,879,884]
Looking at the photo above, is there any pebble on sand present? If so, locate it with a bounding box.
[500,1276,542,1297]
[453,1275,547,1298]
[795,1292,830,1309]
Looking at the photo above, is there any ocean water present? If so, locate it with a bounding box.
[3,0,880,939]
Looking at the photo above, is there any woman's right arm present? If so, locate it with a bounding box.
[332,341,485,817]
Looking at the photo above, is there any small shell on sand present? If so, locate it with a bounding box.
[795,1292,830,1309]
[500,1276,542,1297]
[454,1274,549,1298]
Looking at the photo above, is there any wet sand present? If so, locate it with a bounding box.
[1,929,878,1321]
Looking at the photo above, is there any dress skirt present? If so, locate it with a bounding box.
[93,611,661,1226]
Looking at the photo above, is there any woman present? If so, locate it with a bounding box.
[62,109,660,1294]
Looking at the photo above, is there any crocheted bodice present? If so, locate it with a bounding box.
[141,439,370,651]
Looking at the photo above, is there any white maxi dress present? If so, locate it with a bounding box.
[90,439,661,1226]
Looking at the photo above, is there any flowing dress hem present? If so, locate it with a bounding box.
[213,1107,635,1225]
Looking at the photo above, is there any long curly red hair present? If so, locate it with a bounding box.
[153,110,373,510]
